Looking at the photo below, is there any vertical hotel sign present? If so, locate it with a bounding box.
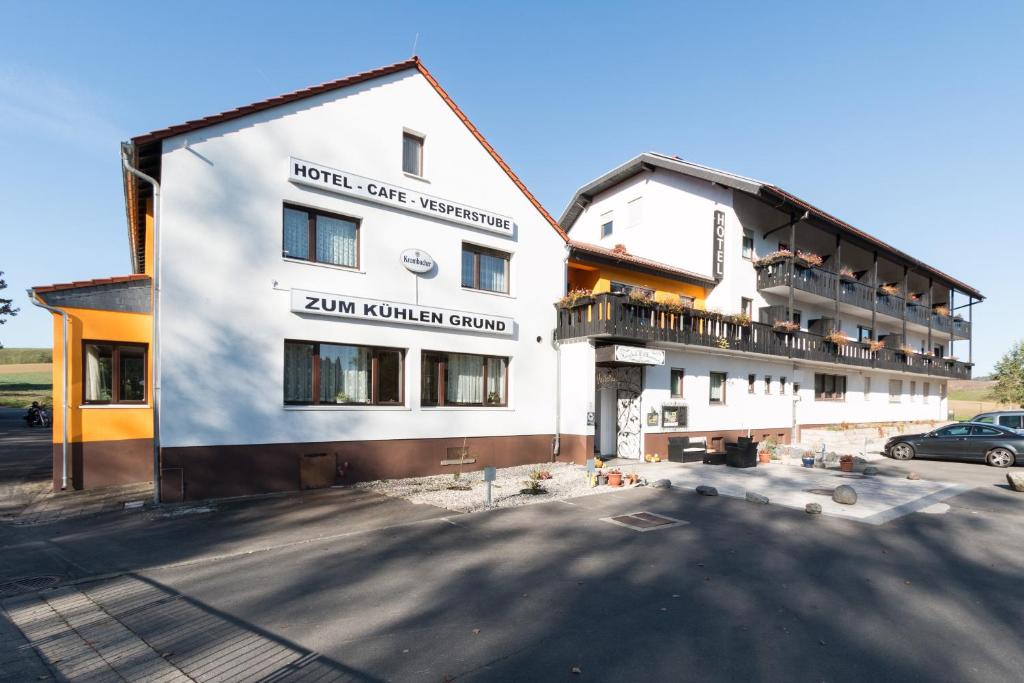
[712,210,725,281]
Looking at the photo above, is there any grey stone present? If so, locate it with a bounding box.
[805,503,822,515]
[745,491,769,505]
[863,466,879,476]
[907,472,921,480]
[832,485,858,505]
[696,485,718,496]
[651,479,672,489]
[1006,472,1024,492]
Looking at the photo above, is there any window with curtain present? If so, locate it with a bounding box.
[421,351,508,406]
[83,342,147,404]
[282,204,358,268]
[709,372,727,403]
[461,244,510,293]
[284,341,403,405]
[402,132,424,175]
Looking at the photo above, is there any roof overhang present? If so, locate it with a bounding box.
[569,240,715,288]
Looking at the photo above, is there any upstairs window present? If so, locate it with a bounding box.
[741,298,753,318]
[780,377,787,394]
[462,244,510,294]
[402,131,424,176]
[742,230,754,260]
[600,211,614,238]
[283,204,359,268]
[83,342,147,404]
[765,375,773,394]
[748,374,756,394]
[610,281,654,299]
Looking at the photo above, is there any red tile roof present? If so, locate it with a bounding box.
[569,241,716,287]
[129,58,567,242]
[32,274,150,294]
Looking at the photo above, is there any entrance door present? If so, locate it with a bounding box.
[616,389,642,458]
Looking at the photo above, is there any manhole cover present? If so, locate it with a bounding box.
[602,512,688,532]
[0,575,61,598]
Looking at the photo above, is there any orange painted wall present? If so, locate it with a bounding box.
[50,306,152,444]
[568,260,707,307]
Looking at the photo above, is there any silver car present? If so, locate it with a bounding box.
[971,411,1024,435]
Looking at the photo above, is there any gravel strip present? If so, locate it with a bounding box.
[354,462,645,512]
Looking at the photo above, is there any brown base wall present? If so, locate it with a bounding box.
[557,434,594,465]
[161,433,563,503]
[644,428,791,457]
[52,439,153,491]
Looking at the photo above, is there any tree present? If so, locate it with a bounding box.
[0,271,18,348]
[991,340,1024,408]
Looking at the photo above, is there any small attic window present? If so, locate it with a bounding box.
[402,131,424,176]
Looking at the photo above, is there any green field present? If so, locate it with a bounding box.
[0,347,52,365]
[0,366,52,409]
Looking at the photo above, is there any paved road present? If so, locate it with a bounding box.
[0,460,1021,682]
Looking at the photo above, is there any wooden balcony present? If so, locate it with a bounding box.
[555,293,972,380]
[756,262,971,339]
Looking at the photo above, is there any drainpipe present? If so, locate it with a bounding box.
[28,292,69,490]
[122,147,161,505]
[551,241,573,461]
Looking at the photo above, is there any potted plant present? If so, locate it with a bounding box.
[606,468,623,487]
[627,289,654,305]
[838,265,857,281]
[823,330,848,346]
[597,470,608,486]
[878,283,900,297]
[801,451,816,468]
[867,340,885,353]
[758,436,778,464]
[556,288,594,309]
[839,454,854,473]
[773,319,799,333]
[753,249,792,269]
[933,304,950,316]
[795,250,823,268]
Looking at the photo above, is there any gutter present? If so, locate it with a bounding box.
[551,241,573,460]
[28,291,70,490]
[121,144,162,505]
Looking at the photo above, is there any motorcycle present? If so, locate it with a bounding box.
[24,404,50,428]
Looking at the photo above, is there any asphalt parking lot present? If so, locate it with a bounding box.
[2,453,1022,682]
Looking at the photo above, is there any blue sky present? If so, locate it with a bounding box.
[1,1,1020,373]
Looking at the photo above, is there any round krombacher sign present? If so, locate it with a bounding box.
[400,249,435,274]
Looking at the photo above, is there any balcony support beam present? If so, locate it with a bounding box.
[968,295,973,366]
[902,265,909,343]
[871,252,878,368]
[949,287,955,360]
[787,215,796,358]
[834,235,842,327]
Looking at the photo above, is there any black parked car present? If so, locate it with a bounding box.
[885,422,1023,467]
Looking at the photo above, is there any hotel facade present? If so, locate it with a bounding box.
[31,62,982,500]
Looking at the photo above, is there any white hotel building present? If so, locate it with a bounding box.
[34,62,981,499]
[554,153,981,459]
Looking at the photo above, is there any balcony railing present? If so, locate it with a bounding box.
[555,293,972,380]
[756,262,970,339]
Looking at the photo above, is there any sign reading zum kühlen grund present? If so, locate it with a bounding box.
[289,158,515,237]
[292,289,514,336]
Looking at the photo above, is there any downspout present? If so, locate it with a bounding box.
[28,291,69,490]
[551,241,572,461]
[122,148,162,505]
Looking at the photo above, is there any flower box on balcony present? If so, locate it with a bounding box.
[772,320,800,334]
[752,249,793,269]
[794,250,823,268]
[878,283,900,297]
[555,289,595,309]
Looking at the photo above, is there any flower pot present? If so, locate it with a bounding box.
[758,452,771,464]
[607,472,623,487]
[840,460,854,473]
[801,457,815,468]
[597,474,608,486]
